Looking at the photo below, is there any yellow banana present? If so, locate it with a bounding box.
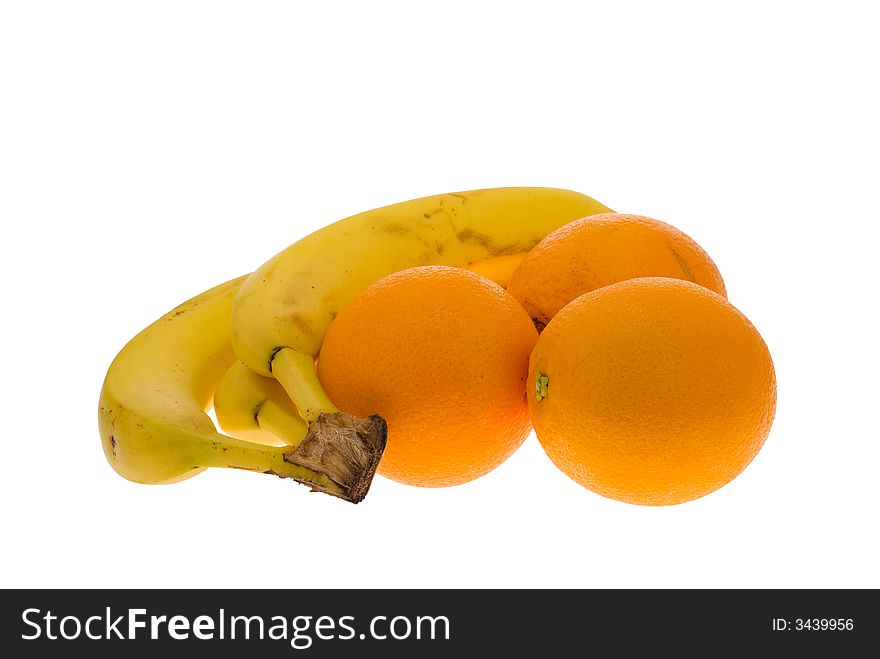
[98,276,386,503]
[231,187,613,423]
[214,360,306,447]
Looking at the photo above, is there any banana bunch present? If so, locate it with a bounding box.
[97,277,384,502]
[99,187,612,502]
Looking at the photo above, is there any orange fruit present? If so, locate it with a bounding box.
[529,277,775,505]
[317,265,538,487]
[507,213,726,329]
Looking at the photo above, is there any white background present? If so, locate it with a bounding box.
[2,1,878,589]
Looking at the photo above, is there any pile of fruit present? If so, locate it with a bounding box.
[99,188,776,505]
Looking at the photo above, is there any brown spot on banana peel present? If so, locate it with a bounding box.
[425,200,464,220]
[456,228,533,257]
[261,259,279,282]
[162,295,204,321]
[457,228,493,250]
[378,223,437,255]
[380,223,412,236]
[287,313,320,342]
[425,192,467,219]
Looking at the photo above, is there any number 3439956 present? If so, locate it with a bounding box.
[772,618,854,631]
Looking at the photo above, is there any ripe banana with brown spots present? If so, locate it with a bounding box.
[230,187,613,437]
[98,277,386,503]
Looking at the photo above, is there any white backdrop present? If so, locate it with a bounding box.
[2,1,877,589]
